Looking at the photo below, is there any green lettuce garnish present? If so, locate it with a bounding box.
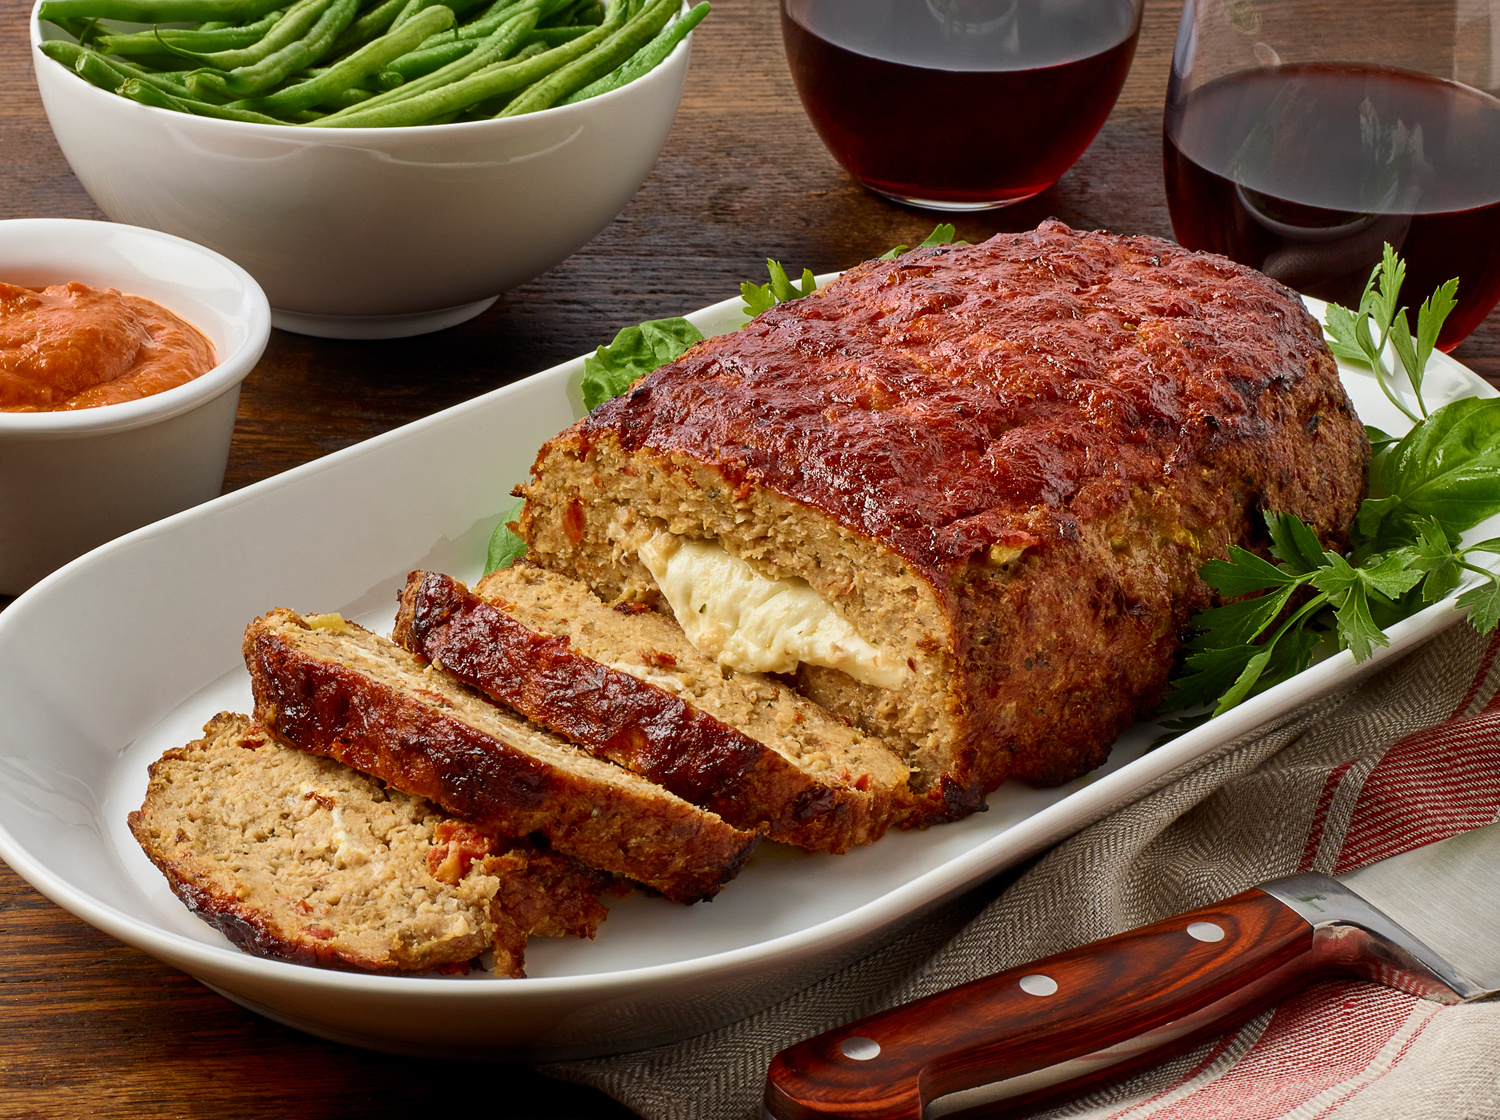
[579,316,705,411]
[483,499,527,575]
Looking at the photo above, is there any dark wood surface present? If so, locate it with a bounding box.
[4,1,1499,1116]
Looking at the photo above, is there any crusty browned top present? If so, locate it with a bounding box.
[571,221,1347,587]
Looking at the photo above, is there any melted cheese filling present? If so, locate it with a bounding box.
[637,532,909,690]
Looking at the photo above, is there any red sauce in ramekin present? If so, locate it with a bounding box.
[0,280,218,412]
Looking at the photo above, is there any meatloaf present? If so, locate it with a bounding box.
[393,567,914,851]
[129,712,612,975]
[244,608,757,903]
[516,221,1369,817]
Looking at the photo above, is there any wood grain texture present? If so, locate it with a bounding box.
[3,0,1499,1115]
[765,890,1316,1120]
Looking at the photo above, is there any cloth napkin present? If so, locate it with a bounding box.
[543,619,1500,1120]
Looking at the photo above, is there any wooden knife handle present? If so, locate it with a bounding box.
[764,888,1316,1120]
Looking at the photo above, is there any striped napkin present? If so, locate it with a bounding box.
[544,619,1500,1120]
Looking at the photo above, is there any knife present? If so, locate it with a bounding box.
[764,819,1500,1120]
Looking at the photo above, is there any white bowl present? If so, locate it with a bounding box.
[30,5,694,339]
[0,218,271,595]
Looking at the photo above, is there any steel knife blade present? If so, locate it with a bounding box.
[763,819,1500,1120]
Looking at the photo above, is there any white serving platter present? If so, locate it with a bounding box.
[0,287,1492,1061]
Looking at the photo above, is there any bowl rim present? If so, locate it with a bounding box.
[0,217,272,438]
[28,0,697,138]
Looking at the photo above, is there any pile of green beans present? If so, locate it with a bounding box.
[36,0,707,126]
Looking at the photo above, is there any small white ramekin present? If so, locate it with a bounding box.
[0,218,271,594]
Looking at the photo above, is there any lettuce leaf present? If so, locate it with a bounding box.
[580,316,705,411]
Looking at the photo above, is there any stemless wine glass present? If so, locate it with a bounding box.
[781,0,1146,211]
[1164,0,1500,348]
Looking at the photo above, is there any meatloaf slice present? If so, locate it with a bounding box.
[129,712,611,975]
[392,567,915,851]
[516,221,1369,817]
[244,609,757,903]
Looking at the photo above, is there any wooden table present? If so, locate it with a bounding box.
[3,1,1498,1115]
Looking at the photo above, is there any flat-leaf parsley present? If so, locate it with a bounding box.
[1164,247,1500,719]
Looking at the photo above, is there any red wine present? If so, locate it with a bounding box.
[1165,63,1500,349]
[782,0,1141,209]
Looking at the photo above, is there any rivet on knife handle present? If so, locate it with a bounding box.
[763,888,1316,1120]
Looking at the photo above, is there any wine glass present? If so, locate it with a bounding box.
[1164,0,1500,349]
[781,0,1146,211]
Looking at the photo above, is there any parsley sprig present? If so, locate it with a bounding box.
[1164,247,1500,721]
[739,223,965,317]
[1322,246,1459,426]
[876,222,966,260]
[740,260,819,319]
[579,226,966,413]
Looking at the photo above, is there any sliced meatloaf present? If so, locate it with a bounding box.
[129,712,611,975]
[392,566,915,851]
[516,221,1369,817]
[244,609,757,903]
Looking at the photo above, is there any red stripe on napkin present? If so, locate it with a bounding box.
[1143,983,1425,1120]
[1334,710,1500,873]
[1098,1031,1248,1120]
[1300,998,1443,1120]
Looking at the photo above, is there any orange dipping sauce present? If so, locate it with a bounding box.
[0,281,217,412]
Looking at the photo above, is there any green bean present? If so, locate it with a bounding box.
[544,0,599,26]
[179,0,330,71]
[452,37,543,114]
[305,64,402,89]
[450,0,510,28]
[94,11,283,56]
[447,0,567,37]
[191,0,359,96]
[310,0,618,125]
[388,0,489,27]
[558,0,701,104]
[48,40,212,99]
[118,75,289,120]
[42,15,103,41]
[498,0,669,115]
[325,0,401,54]
[388,0,434,29]
[520,23,589,46]
[111,49,203,68]
[381,36,477,81]
[75,48,130,89]
[315,83,375,108]
[227,2,450,112]
[447,0,528,38]
[335,4,534,112]
[42,0,703,127]
[37,38,89,67]
[81,45,211,95]
[39,0,282,22]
